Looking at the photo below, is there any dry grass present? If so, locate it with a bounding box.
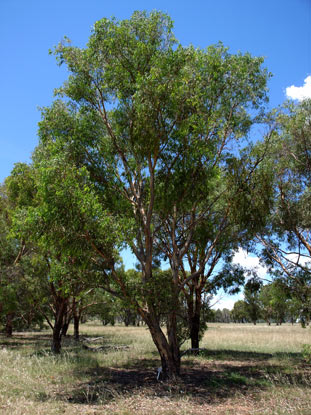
[0,322,311,415]
[200,323,310,353]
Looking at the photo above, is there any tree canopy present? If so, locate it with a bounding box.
[2,10,275,379]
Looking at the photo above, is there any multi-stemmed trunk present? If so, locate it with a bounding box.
[149,270,181,379]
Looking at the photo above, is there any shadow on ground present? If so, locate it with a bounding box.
[180,348,302,361]
[51,352,311,406]
[0,333,52,350]
[0,332,111,353]
[2,333,309,408]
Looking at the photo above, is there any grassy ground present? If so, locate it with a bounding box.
[0,322,311,415]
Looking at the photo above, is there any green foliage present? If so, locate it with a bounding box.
[259,280,289,325]
[0,182,47,332]
[248,100,311,327]
[231,300,249,323]
[301,344,311,363]
[1,10,272,372]
[244,279,262,324]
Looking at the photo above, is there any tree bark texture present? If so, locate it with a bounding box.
[144,310,180,380]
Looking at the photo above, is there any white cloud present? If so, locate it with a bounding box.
[210,249,270,310]
[286,253,311,268]
[210,249,268,310]
[286,76,311,101]
[232,248,267,279]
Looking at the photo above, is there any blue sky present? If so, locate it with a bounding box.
[1,0,310,184]
[1,0,310,301]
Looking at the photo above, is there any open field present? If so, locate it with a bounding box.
[1,323,311,415]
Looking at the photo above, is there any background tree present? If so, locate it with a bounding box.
[0,187,20,336]
[244,278,262,325]
[0,168,45,336]
[286,270,311,327]
[231,300,249,323]
[258,280,289,325]
[286,296,303,325]
[253,100,311,321]
[7,160,115,353]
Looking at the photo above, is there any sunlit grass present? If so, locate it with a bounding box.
[200,323,311,353]
[0,322,311,414]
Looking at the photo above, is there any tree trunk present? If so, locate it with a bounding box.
[5,313,14,337]
[144,310,180,380]
[74,313,80,340]
[190,311,201,350]
[52,322,63,354]
[189,288,202,351]
[51,297,68,354]
[61,321,70,337]
[72,300,82,341]
[61,301,71,337]
[124,315,130,327]
[167,308,181,376]
[72,299,80,341]
[185,280,203,354]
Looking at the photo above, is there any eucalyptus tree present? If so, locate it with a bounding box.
[0,185,19,335]
[4,163,67,348]
[258,280,289,325]
[6,161,111,352]
[286,270,311,327]
[156,126,275,349]
[231,300,249,323]
[244,278,262,325]
[35,11,270,377]
[166,170,259,350]
[252,100,311,316]
[0,169,44,336]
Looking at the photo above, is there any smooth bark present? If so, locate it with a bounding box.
[145,311,181,379]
